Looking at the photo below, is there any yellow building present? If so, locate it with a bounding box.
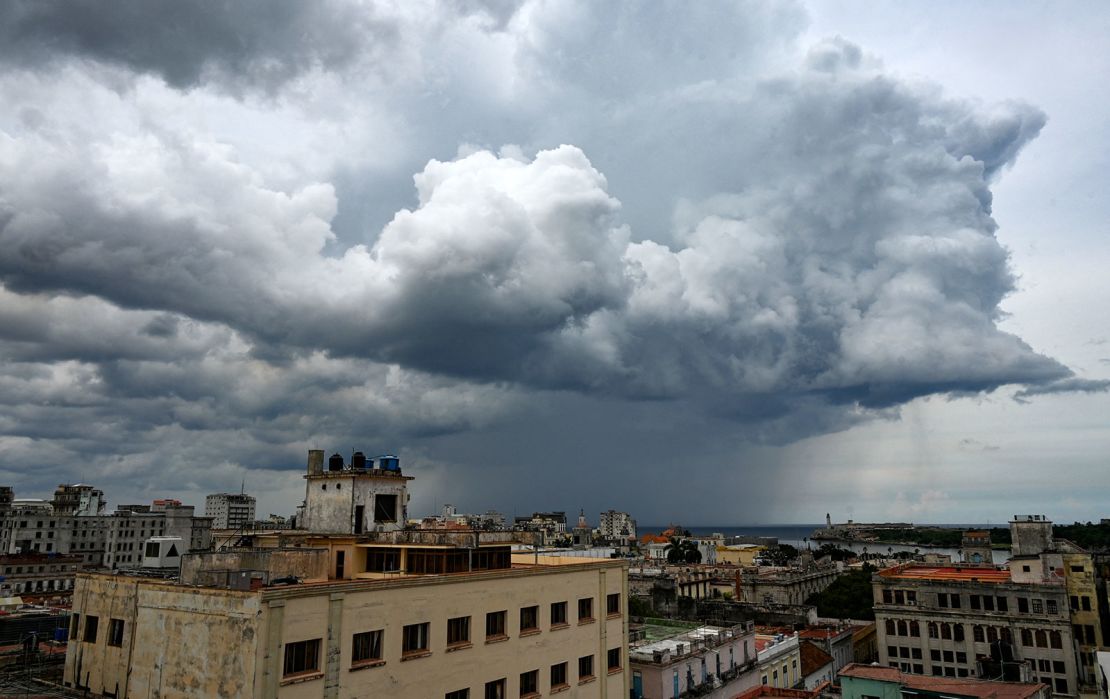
[1059,543,1103,689]
[64,450,630,698]
[716,545,765,567]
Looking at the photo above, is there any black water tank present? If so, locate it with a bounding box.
[328,453,344,471]
[351,452,367,470]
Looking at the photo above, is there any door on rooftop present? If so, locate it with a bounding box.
[354,505,364,534]
[336,550,345,579]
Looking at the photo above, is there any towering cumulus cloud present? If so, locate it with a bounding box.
[0,2,1099,509]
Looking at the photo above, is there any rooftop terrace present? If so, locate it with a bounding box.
[877,565,1012,583]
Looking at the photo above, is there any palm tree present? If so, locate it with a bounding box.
[664,537,702,564]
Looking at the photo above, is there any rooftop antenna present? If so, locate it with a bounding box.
[240,479,245,495]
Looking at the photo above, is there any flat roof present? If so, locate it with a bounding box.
[878,565,1012,583]
[840,663,1046,699]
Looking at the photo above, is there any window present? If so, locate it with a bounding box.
[1047,599,1058,614]
[550,601,567,626]
[954,625,965,642]
[943,651,954,663]
[485,679,506,699]
[887,646,898,659]
[950,594,961,609]
[1018,597,1029,613]
[551,661,568,688]
[447,616,470,646]
[956,652,967,664]
[107,619,125,647]
[578,597,593,622]
[894,590,905,604]
[886,619,896,635]
[1085,625,1097,644]
[996,596,1008,612]
[352,630,383,663]
[519,669,539,697]
[579,654,594,680]
[1054,679,1068,695]
[520,605,539,633]
[608,647,621,671]
[913,664,924,674]
[69,614,80,640]
[911,648,922,660]
[486,611,507,639]
[446,691,469,699]
[1050,631,1062,649]
[883,589,893,604]
[1071,565,1084,573]
[283,638,321,676]
[1022,629,1033,646]
[928,622,938,639]
[1035,630,1047,648]
[1082,596,1092,611]
[402,622,430,655]
[899,647,910,659]
[1032,599,1043,614]
[83,615,99,643]
[1053,661,1066,674]
[938,593,948,608]
[910,621,920,637]
[930,649,941,662]
[970,595,981,610]
[897,620,908,637]
[607,593,621,616]
[941,623,951,640]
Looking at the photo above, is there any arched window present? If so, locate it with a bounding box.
[1050,631,1062,649]
[987,627,999,643]
[909,621,920,638]
[928,622,938,639]
[1035,630,1047,648]
[886,619,896,635]
[898,620,908,637]
[1021,629,1033,646]
[941,623,952,640]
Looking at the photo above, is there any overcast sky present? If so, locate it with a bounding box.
[0,1,1107,526]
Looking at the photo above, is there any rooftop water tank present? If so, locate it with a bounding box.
[328,453,344,471]
[351,452,367,470]
[379,456,400,471]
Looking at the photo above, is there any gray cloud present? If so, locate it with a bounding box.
[0,0,389,91]
[0,2,1100,519]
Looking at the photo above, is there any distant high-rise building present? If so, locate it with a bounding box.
[204,492,257,530]
[599,510,637,543]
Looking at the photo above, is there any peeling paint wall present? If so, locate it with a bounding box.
[64,574,262,699]
[181,549,329,585]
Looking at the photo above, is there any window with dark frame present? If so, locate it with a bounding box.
[578,597,593,621]
[551,661,568,688]
[520,605,539,632]
[447,616,471,646]
[446,690,469,699]
[579,654,594,679]
[607,593,620,616]
[607,647,621,671]
[352,630,383,663]
[83,615,99,643]
[69,614,80,640]
[402,622,430,655]
[519,669,539,696]
[484,678,506,699]
[283,638,321,677]
[551,601,568,626]
[107,618,125,647]
[486,610,507,639]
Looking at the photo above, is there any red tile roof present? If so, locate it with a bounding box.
[877,564,1011,583]
[799,641,834,676]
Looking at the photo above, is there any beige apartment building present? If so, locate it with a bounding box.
[64,449,630,699]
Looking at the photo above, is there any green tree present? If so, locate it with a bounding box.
[806,564,876,620]
[762,544,799,566]
[665,537,702,564]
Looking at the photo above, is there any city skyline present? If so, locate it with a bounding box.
[0,2,1107,524]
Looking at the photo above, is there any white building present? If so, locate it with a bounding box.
[205,492,257,530]
[600,510,637,543]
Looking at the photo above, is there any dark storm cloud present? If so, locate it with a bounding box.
[0,0,387,90]
[0,1,1102,516]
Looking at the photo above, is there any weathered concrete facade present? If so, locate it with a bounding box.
[65,556,630,699]
[300,451,412,535]
[873,564,1078,696]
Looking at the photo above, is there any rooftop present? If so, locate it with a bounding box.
[799,641,834,675]
[877,564,1012,584]
[840,664,1047,699]
[629,620,750,664]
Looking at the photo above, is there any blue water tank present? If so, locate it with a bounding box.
[379,456,399,471]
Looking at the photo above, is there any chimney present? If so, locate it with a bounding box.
[307,449,325,476]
